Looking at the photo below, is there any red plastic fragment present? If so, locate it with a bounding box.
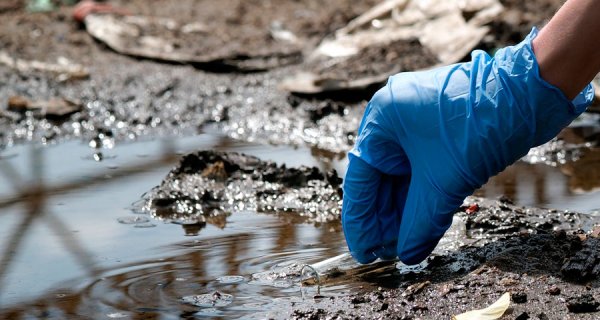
[465,203,479,214]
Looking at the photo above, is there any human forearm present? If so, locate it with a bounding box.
[532,0,600,100]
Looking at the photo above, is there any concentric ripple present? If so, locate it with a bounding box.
[1,224,354,319]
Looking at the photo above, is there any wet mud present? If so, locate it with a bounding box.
[289,198,600,319]
[477,0,564,51]
[1,0,600,319]
[139,150,343,225]
[306,39,439,86]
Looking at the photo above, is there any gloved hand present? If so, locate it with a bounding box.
[342,28,594,265]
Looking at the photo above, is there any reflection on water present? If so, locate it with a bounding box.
[0,134,348,319]
[475,124,600,213]
[0,126,599,318]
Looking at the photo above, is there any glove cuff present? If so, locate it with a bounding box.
[494,27,595,146]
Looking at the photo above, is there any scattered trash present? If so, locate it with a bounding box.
[0,51,89,81]
[465,203,480,215]
[7,96,82,119]
[452,292,511,320]
[282,0,503,94]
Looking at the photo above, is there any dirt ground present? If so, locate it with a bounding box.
[288,198,600,319]
[2,0,600,319]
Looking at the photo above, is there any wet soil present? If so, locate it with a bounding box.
[288,198,600,319]
[477,0,564,51]
[133,147,600,318]
[0,0,589,155]
[308,39,439,82]
[139,150,343,224]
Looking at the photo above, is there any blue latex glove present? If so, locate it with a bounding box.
[342,28,594,265]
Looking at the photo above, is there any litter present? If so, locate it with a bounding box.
[282,0,503,94]
[453,292,511,320]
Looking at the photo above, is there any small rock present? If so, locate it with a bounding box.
[351,296,367,304]
[512,291,527,304]
[566,294,599,313]
[411,302,428,311]
[499,277,519,286]
[547,286,561,296]
[402,281,431,298]
[378,302,389,311]
[514,312,529,320]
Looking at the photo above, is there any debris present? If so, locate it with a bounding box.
[7,96,82,119]
[561,238,600,281]
[511,291,527,303]
[72,0,129,23]
[0,51,89,81]
[465,203,480,215]
[452,292,510,320]
[81,12,303,71]
[282,0,503,94]
[566,294,599,313]
[402,281,431,298]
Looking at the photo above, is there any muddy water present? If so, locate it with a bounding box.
[0,131,598,319]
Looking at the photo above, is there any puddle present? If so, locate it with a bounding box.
[0,129,599,318]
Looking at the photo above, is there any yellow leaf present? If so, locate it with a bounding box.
[453,292,511,320]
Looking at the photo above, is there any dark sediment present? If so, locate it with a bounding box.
[285,198,600,319]
[138,150,343,225]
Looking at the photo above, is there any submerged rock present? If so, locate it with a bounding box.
[137,150,343,225]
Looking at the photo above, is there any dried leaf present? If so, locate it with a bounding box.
[453,292,511,320]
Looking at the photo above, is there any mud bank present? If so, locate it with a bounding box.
[138,150,343,225]
[287,197,600,320]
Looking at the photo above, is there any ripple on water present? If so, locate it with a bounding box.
[181,292,234,308]
[68,231,351,318]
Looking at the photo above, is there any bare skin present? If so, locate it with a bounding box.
[533,0,600,100]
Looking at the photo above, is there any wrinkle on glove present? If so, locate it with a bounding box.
[342,28,594,265]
